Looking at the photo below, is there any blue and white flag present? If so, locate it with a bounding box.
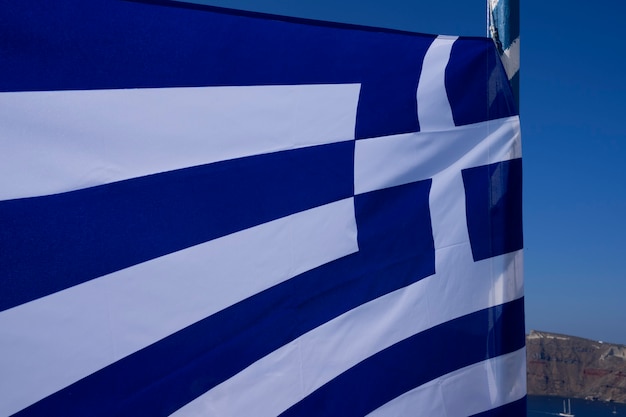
[0,1,525,416]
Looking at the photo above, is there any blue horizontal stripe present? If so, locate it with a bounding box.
[0,142,354,312]
[0,0,437,138]
[14,180,435,417]
[280,297,526,417]
[446,38,518,125]
[470,396,527,417]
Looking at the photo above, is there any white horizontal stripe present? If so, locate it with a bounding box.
[416,35,457,132]
[502,37,520,80]
[355,116,521,195]
[367,348,527,417]
[0,84,360,200]
[0,198,358,417]
[173,116,523,416]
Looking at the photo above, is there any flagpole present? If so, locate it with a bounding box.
[488,0,520,109]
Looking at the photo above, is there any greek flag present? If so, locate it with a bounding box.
[0,0,525,416]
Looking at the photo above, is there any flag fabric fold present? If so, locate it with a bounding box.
[0,0,524,415]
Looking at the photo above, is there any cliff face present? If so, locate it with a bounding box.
[526,330,626,403]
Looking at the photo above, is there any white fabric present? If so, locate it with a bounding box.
[367,348,527,417]
[0,84,360,200]
[416,35,457,132]
[354,116,521,195]
[502,37,521,80]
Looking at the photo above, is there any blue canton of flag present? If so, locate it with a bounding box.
[0,0,524,416]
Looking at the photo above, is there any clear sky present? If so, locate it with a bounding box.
[186,0,626,344]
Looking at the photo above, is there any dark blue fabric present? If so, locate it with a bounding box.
[13,180,435,417]
[280,297,526,417]
[470,396,527,417]
[0,142,353,312]
[446,37,518,125]
[462,158,524,261]
[0,0,436,138]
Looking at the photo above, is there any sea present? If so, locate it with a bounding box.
[528,396,626,417]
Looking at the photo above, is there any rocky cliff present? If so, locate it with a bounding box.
[527,330,626,403]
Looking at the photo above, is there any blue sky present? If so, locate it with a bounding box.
[189,0,626,344]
